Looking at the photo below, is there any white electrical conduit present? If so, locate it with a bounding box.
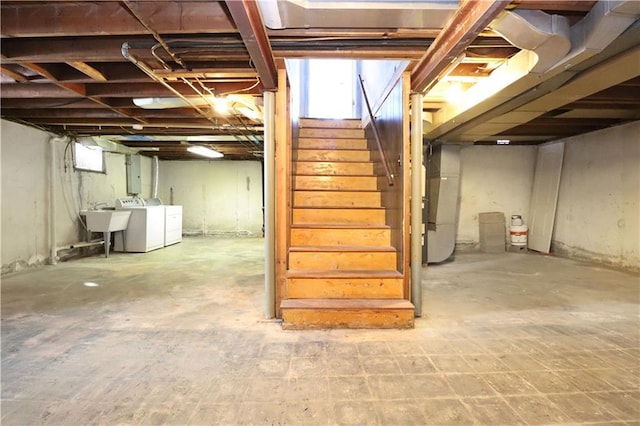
[152,155,159,199]
[49,135,69,265]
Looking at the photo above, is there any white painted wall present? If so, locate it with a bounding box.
[157,160,263,237]
[553,121,639,270]
[1,120,151,273]
[456,145,537,246]
[1,120,50,272]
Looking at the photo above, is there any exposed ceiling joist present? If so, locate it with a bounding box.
[411,0,511,93]
[0,0,633,159]
[225,0,278,90]
[66,61,108,82]
[0,65,27,82]
[0,2,235,37]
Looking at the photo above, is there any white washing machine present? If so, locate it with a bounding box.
[114,197,165,252]
[164,205,183,246]
[144,198,183,247]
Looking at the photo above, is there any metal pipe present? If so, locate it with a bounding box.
[49,135,69,265]
[122,43,213,119]
[410,93,424,317]
[263,91,276,319]
[121,0,188,70]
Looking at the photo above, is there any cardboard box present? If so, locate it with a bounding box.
[479,212,505,253]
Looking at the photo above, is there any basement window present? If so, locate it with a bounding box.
[73,142,105,173]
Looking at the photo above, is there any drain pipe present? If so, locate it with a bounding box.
[49,135,69,265]
[152,155,159,199]
[410,93,423,317]
[263,91,276,319]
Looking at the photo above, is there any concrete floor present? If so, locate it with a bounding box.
[1,237,639,425]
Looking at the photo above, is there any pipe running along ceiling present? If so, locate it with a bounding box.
[0,0,638,159]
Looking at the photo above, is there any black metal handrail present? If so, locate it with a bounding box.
[358,75,395,186]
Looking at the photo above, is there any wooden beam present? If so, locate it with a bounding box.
[274,49,424,61]
[0,83,80,98]
[268,28,441,39]
[86,82,263,97]
[0,2,235,37]
[411,0,510,93]
[1,36,157,63]
[152,68,258,80]
[66,62,107,82]
[511,0,596,12]
[274,67,290,317]
[225,0,278,90]
[0,65,28,82]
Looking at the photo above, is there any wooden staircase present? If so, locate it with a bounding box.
[280,118,414,329]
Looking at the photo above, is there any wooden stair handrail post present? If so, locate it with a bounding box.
[358,75,395,187]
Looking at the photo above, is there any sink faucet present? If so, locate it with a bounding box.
[90,202,109,211]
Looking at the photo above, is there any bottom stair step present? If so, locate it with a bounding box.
[281,298,415,329]
[286,270,404,298]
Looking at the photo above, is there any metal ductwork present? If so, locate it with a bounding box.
[491,9,571,74]
[425,144,460,263]
[425,0,639,142]
[257,0,457,30]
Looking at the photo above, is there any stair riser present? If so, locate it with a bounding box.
[296,150,370,162]
[298,139,368,150]
[288,278,403,299]
[295,162,373,176]
[289,251,397,270]
[282,309,414,329]
[300,118,361,129]
[294,191,381,208]
[299,128,364,139]
[293,209,386,225]
[291,228,390,246]
[294,176,378,191]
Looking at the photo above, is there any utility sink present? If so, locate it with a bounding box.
[80,210,132,257]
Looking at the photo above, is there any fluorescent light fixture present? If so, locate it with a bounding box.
[187,145,224,159]
[236,106,262,121]
[497,139,510,145]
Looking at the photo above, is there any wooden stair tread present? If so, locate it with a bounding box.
[294,173,379,177]
[294,206,385,210]
[294,188,380,193]
[289,245,396,252]
[287,270,402,278]
[297,148,369,152]
[281,298,414,310]
[299,118,361,129]
[291,224,389,230]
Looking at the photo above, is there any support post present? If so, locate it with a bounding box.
[263,91,276,318]
[410,93,424,317]
[50,137,58,265]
